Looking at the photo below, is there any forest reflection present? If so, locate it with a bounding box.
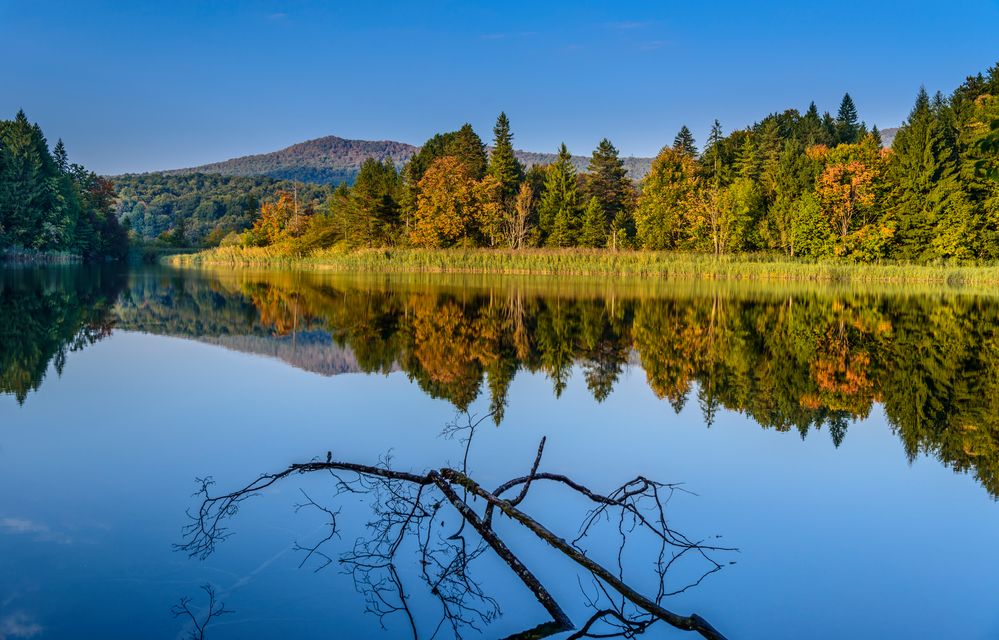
[118,269,999,498]
[0,266,125,404]
[4,266,999,498]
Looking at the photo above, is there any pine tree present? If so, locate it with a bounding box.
[584,138,632,247]
[836,93,860,144]
[449,124,488,179]
[538,143,580,247]
[889,87,964,260]
[53,139,68,173]
[487,112,524,207]
[673,125,698,156]
[579,196,607,248]
[870,125,883,147]
[800,102,828,145]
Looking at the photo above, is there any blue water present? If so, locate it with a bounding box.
[1,267,997,639]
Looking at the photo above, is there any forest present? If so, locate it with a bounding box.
[203,61,999,264]
[0,111,128,261]
[113,172,331,246]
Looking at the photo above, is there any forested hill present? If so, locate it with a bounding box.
[161,134,655,184]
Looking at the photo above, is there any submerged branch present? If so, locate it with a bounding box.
[179,443,731,639]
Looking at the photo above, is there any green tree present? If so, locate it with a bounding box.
[673,125,698,156]
[487,112,524,206]
[635,146,704,250]
[836,93,860,144]
[584,139,633,249]
[538,144,580,247]
[889,87,966,260]
[579,196,607,248]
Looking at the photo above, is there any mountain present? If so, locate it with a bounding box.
[163,136,418,184]
[162,135,654,184]
[879,127,900,148]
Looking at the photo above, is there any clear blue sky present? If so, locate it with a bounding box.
[3,0,998,175]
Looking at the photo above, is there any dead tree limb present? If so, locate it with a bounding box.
[178,443,731,640]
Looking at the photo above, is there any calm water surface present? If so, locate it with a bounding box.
[1,266,998,639]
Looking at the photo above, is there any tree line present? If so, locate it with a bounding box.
[231,61,999,263]
[114,172,331,246]
[0,111,127,260]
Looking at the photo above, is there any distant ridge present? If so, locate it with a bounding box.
[154,126,898,186]
[161,134,655,184]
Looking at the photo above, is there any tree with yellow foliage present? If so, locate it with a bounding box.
[410,156,479,248]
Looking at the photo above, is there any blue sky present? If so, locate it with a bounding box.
[3,0,999,174]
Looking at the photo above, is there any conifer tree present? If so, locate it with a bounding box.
[487,112,524,206]
[579,196,607,248]
[538,143,580,247]
[889,87,964,260]
[673,125,698,156]
[53,139,68,173]
[836,93,860,144]
[450,124,488,179]
[584,138,632,247]
[800,102,828,145]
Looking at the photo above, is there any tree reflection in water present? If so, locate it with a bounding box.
[177,413,735,639]
[116,270,999,498]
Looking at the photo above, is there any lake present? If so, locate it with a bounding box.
[1,265,998,639]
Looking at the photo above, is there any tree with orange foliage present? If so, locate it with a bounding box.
[814,137,892,259]
[250,192,296,245]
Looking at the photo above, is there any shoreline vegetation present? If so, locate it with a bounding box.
[165,246,999,289]
[143,61,999,279]
[1,247,83,265]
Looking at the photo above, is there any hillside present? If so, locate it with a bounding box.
[162,134,654,184]
[879,127,900,148]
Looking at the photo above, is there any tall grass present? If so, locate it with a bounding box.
[166,246,999,288]
[1,247,81,265]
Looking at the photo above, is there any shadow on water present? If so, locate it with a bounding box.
[174,413,735,639]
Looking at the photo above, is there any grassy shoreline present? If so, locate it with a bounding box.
[1,248,82,265]
[165,246,999,287]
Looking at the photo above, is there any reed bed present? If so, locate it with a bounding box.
[166,246,999,288]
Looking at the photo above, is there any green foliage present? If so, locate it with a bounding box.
[579,197,607,248]
[836,93,860,144]
[487,112,524,205]
[673,125,698,156]
[635,146,703,250]
[538,144,580,247]
[114,172,329,246]
[151,60,999,263]
[0,111,127,261]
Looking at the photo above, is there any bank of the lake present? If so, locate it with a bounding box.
[1,247,83,265]
[166,246,999,288]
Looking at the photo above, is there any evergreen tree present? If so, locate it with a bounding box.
[870,125,883,147]
[889,87,965,260]
[538,143,580,247]
[800,102,828,145]
[579,197,607,248]
[487,112,524,207]
[450,123,488,179]
[0,111,126,259]
[53,139,68,173]
[673,125,698,156]
[836,93,860,144]
[584,138,632,247]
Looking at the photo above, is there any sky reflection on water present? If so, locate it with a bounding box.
[1,267,998,639]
